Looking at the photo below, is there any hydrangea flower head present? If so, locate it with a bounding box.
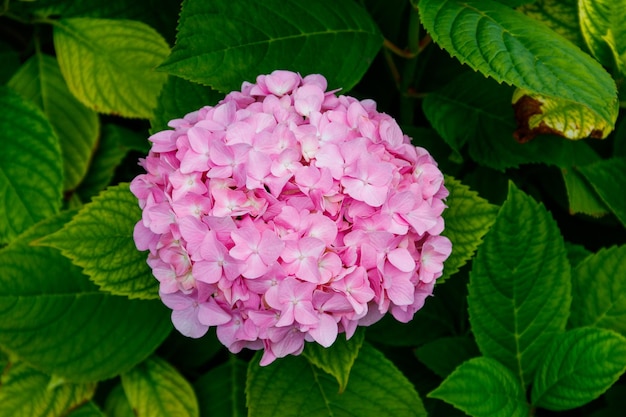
[131,70,452,365]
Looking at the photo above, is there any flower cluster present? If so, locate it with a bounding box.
[131,70,451,365]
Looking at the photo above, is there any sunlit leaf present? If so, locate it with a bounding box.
[579,0,626,72]
[0,362,96,417]
[519,0,584,48]
[512,88,613,142]
[53,18,169,118]
[121,356,199,417]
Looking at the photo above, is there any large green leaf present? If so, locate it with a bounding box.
[0,362,96,417]
[579,0,626,72]
[195,356,247,417]
[577,158,626,228]
[531,327,626,410]
[246,342,426,417]
[53,18,169,118]
[8,53,99,191]
[121,356,198,417]
[440,176,499,281]
[303,329,365,393]
[519,0,585,48]
[419,0,618,133]
[150,76,223,134]
[428,357,531,417]
[159,0,383,92]
[0,87,62,244]
[468,183,571,387]
[39,183,158,300]
[0,212,172,382]
[569,245,626,335]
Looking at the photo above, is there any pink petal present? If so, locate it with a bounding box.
[387,248,416,273]
[197,298,232,326]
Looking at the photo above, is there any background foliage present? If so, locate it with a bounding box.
[1,0,626,416]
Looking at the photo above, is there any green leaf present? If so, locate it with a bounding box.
[160,0,383,92]
[246,342,426,417]
[428,357,531,417]
[579,0,626,72]
[422,71,605,170]
[564,241,592,267]
[569,245,626,335]
[419,0,618,133]
[39,183,158,300]
[519,0,584,48]
[0,212,172,382]
[0,362,96,417]
[303,328,365,393]
[104,384,134,417]
[422,71,516,160]
[512,88,613,141]
[121,356,199,417]
[440,176,499,281]
[562,168,609,217]
[67,402,107,417]
[8,53,99,191]
[416,336,480,379]
[0,87,63,244]
[195,356,247,417]
[578,158,626,228]
[53,18,170,118]
[531,327,626,410]
[77,124,147,202]
[150,76,223,134]
[468,182,571,387]
[544,138,609,216]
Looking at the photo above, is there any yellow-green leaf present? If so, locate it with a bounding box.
[512,88,613,142]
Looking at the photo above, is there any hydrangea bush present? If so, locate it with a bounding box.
[131,70,451,364]
[1,1,626,417]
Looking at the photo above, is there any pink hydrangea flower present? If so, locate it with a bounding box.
[130,70,452,365]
